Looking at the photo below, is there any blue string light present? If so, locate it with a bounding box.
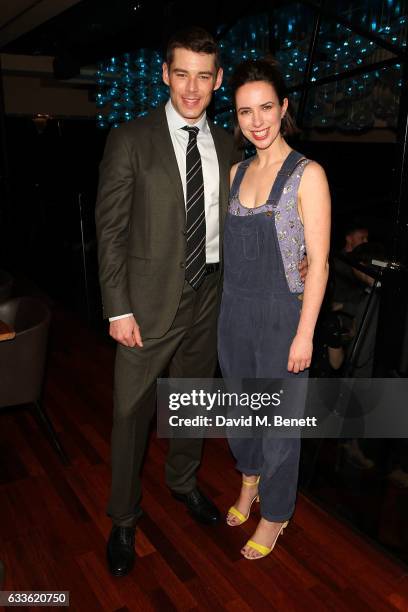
[95,48,167,128]
[94,5,407,132]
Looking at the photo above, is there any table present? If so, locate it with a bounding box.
[0,320,15,341]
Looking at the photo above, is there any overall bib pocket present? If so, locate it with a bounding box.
[228,225,260,262]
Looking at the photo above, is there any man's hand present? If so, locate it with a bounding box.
[298,255,308,282]
[109,316,143,348]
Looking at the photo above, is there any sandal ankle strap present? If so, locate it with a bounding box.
[242,476,260,486]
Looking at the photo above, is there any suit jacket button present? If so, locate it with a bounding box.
[180,262,185,269]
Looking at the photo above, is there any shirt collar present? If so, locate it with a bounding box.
[165,99,209,134]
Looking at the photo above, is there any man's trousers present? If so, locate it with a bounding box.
[107,273,219,527]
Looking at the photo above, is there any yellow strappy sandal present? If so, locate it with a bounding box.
[243,520,289,559]
[226,476,260,526]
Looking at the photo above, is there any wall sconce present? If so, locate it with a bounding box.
[32,113,51,134]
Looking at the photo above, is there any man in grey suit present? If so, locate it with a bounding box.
[96,27,239,576]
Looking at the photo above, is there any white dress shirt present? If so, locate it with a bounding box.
[109,99,220,322]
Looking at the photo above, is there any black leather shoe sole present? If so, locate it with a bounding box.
[171,491,220,525]
[107,558,135,578]
[107,527,136,577]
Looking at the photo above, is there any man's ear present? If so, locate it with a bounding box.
[162,62,170,86]
[213,67,223,91]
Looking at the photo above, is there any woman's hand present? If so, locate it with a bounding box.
[298,255,308,282]
[287,334,313,373]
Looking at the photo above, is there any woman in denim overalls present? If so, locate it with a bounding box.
[218,59,331,560]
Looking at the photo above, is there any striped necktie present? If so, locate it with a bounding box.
[182,125,206,290]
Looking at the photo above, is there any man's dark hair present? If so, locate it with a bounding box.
[166,26,220,72]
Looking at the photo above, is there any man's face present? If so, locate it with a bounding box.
[345,228,368,252]
[162,48,223,124]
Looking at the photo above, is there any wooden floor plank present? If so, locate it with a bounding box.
[1,306,407,611]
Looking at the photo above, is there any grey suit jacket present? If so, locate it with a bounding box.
[95,105,240,339]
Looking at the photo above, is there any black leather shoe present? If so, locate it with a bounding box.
[171,488,220,524]
[107,526,136,577]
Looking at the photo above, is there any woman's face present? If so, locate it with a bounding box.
[235,80,288,150]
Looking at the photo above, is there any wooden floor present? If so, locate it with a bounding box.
[1,307,408,612]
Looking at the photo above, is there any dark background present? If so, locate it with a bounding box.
[1,0,408,566]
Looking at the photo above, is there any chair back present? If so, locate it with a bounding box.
[0,270,13,302]
[0,297,51,407]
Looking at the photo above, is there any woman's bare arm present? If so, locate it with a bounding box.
[287,161,331,373]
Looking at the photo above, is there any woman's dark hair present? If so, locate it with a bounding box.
[230,57,298,139]
[166,27,220,72]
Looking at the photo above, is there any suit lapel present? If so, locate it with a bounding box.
[151,107,185,210]
[209,122,229,217]
[209,122,231,263]
[148,109,232,256]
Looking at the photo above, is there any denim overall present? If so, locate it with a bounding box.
[218,151,309,522]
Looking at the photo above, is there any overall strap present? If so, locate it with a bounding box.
[230,156,255,199]
[266,150,306,208]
